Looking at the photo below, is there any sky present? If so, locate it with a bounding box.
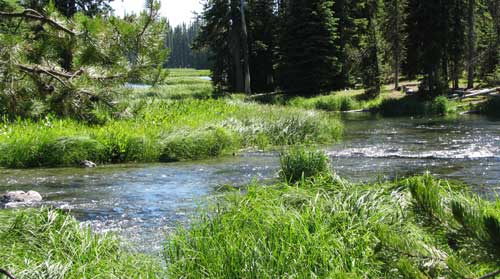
[110,0,203,27]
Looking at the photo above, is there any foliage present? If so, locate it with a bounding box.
[165,170,500,278]
[0,208,163,278]
[279,147,330,183]
[165,19,210,69]
[0,0,169,121]
[278,0,340,95]
[377,95,457,116]
[0,89,343,168]
[160,127,236,162]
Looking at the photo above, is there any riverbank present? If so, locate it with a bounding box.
[2,149,498,278]
[0,70,342,168]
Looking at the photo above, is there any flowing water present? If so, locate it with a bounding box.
[0,114,498,252]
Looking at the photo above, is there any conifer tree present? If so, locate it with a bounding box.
[381,0,407,89]
[279,0,340,95]
[247,0,277,92]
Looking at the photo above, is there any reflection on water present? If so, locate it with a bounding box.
[0,114,498,252]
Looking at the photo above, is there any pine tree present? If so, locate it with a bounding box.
[247,0,277,92]
[279,0,340,95]
[406,0,453,96]
[381,0,407,89]
[447,0,467,89]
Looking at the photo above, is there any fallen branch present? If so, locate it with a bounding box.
[0,9,75,36]
[0,269,16,279]
[451,88,500,100]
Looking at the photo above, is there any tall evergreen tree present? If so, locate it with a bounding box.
[359,0,382,97]
[279,0,340,95]
[406,0,454,96]
[247,0,277,92]
[447,0,467,90]
[381,0,407,89]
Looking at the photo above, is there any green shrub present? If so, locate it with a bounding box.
[42,136,105,166]
[377,96,456,117]
[279,147,330,183]
[160,128,235,162]
[0,209,163,278]
[431,96,454,115]
[314,95,359,111]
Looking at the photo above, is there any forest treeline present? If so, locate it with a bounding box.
[165,20,210,69]
[195,0,499,96]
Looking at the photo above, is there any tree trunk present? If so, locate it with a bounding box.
[394,0,400,89]
[240,0,251,94]
[467,0,475,89]
[231,28,243,92]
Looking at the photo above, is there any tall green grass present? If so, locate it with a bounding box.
[0,99,342,168]
[279,147,330,183]
[164,153,500,278]
[377,96,457,117]
[0,208,162,278]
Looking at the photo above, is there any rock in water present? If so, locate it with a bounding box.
[80,160,97,168]
[2,190,43,203]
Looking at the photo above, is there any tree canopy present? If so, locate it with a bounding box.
[0,0,169,121]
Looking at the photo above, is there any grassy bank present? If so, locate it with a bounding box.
[0,68,343,168]
[0,209,162,278]
[0,98,342,168]
[165,149,500,278]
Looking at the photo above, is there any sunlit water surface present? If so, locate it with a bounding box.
[0,114,498,252]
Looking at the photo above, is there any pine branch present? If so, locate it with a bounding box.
[0,9,75,36]
[0,269,16,279]
[0,60,125,81]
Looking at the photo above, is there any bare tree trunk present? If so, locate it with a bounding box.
[240,0,251,94]
[467,0,475,89]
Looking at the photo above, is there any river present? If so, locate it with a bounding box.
[0,114,498,253]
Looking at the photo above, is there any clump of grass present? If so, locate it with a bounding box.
[288,94,361,112]
[279,147,330,183]
[377,95,457,117]
[0,208,163,278]
[160,127,236,162]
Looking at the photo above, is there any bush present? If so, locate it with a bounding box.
[377,95,456,117]
[0,209,163,278]
[279,147,330,183]
[160,128,235,162]
[314,95,359,111]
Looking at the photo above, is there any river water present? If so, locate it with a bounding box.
[0,114,498,252]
